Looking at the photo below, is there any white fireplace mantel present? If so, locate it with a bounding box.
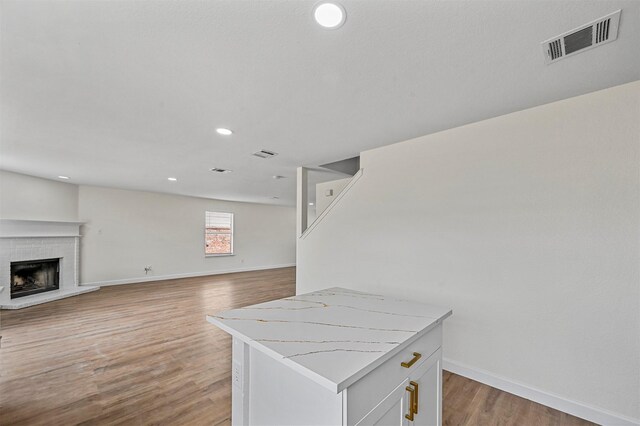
[0,219,99,309]
[0,219,85,238]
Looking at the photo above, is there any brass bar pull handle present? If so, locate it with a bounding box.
[405,385,415,421]
[401,352,422,368]
[410,381,419,414]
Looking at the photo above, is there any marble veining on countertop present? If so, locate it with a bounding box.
[206,287,452,393]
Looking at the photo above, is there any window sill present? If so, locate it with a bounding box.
[205,253,235,257]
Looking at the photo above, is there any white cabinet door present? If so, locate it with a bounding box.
[355,379,411,426]
[407,349,442,426]
[354,349,443,426]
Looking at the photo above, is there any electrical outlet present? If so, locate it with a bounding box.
[232,360,243,389]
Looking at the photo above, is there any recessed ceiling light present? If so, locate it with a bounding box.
[58,175,70,180]
[167,177,177,181]
[210,168,232,173]
[309,202,315,206]
[314,3,346,29]
[272,196,280,199]
[272,175,287,179]
[216,128,233,136]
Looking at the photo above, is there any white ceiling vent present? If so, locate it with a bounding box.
[210,167,232,173]
[252,149,278,159]
[541,10,621,64]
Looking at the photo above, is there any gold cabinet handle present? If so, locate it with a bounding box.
[401,352,422,368]
[405,381,420,420]
[405,385,415,421]
[410,381,419,414]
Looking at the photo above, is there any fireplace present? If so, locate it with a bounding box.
[1,220,99,309]
[11,258,60,299]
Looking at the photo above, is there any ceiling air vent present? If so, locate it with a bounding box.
[541,9,621,64]
[252,149,278,159]
[210,168,232,173]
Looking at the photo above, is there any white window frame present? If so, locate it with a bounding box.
[205,211,234,257]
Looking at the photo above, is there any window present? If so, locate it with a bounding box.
[205,211,233,255]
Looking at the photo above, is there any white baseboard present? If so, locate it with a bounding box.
[80,263,296,287]
[443,358,639,426]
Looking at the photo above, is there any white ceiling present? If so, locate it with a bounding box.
[1,0,639,206]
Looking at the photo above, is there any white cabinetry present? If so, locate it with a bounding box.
[358,348,442,426]
[357,378,411,426]
[207,287,452,426]
[409,349,442,426]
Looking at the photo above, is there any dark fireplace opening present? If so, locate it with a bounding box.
[11,258,60,299]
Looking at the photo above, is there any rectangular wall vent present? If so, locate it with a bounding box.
[252,149,278,159]
[541,9,621,64]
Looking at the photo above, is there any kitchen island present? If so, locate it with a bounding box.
[207,287,452,426]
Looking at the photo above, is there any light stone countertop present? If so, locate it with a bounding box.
[207,287,452,393]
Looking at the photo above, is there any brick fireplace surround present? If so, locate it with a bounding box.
[0,219,99,309]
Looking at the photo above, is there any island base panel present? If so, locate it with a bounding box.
[230,338,443,426]
[232,337,342,426]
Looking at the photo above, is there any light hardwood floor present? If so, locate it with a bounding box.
[0,267,594,425]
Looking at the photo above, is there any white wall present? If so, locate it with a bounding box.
[316,178,351,216]
[78,185,295,285]
[297,81,640,422]
[0,170,79,221]
[0,170,296,284]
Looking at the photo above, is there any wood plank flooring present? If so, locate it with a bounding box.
[442,372,594,426]
[0,267,595,425]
